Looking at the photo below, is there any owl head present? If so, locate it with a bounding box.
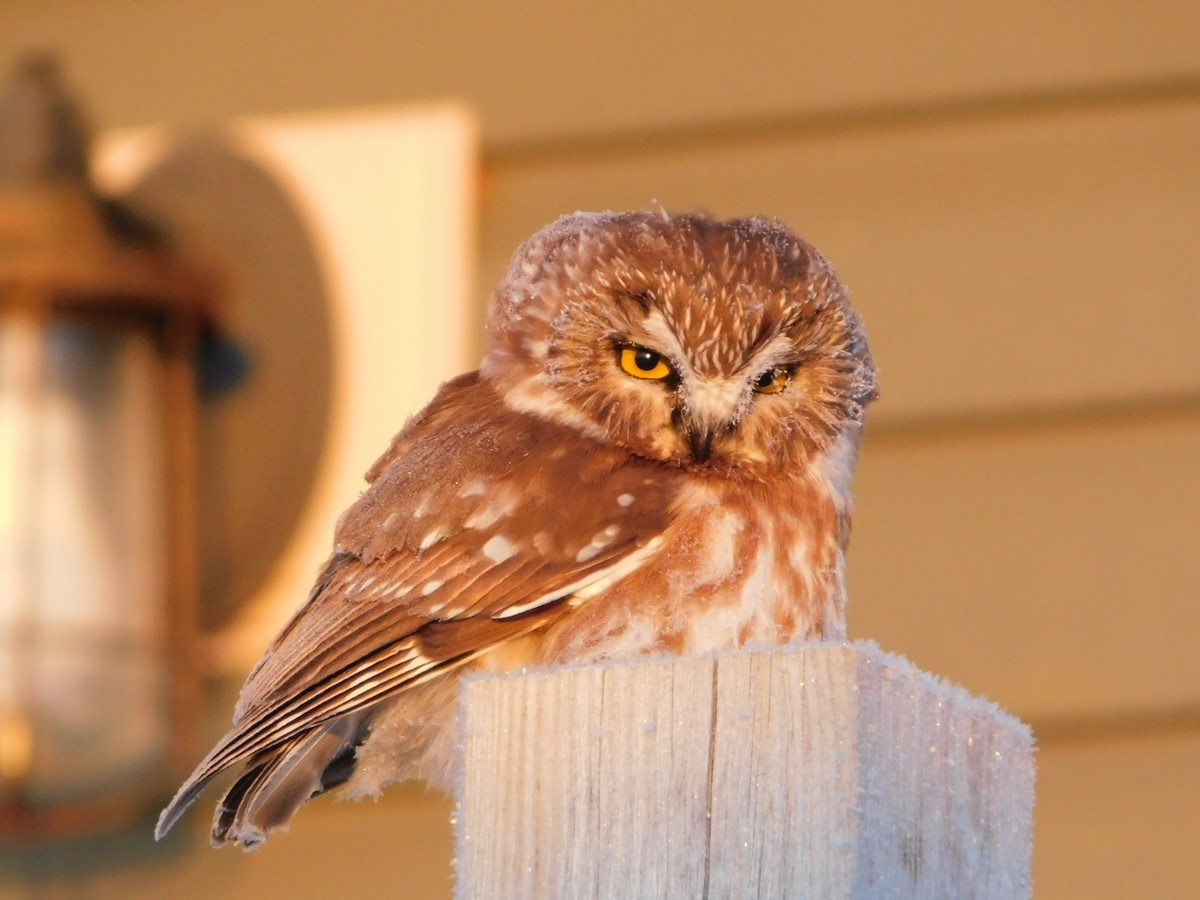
[482,211,876,480]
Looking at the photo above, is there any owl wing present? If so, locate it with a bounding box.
[157,372,678,838]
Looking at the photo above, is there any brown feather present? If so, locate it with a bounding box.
[156,375,678,841]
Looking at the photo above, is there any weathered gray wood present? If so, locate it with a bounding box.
[454,641,1034,899]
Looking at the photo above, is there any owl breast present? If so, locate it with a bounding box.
[534,470,847,665]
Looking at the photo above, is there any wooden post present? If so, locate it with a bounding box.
[454,641,1034,899]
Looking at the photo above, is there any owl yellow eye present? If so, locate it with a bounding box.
[752,366,790,394]
[619,346,672,380]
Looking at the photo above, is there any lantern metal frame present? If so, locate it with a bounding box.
[0,178,215,838]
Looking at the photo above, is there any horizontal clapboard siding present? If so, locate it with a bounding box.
[1,2,1197,144]
[1035,730,1200,898]
[850,414,1200,722]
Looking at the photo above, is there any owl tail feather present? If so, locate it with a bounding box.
[209,713,369,850]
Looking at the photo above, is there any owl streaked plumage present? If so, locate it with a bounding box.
[156,210,877,849]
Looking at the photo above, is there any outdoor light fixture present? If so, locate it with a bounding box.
[0,57,216,836]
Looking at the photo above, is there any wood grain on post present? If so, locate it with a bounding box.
[455,641,1034,899]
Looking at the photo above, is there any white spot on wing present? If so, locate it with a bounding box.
[465,486,520,529]
[570,544,652,599]
[419,529,443,551]
[617,493,634,507]
[482,534,518,564]
[459,478,488,498]
[421,580,444,596]
[494,536,665,619]
[582,525,620,556]
[412,493,434,519]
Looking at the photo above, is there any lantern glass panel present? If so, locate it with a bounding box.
[0,313,170,809]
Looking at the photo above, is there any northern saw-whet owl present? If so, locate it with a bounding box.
[156,210,877,848]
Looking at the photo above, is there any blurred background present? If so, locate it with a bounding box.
[0,1,1197,897]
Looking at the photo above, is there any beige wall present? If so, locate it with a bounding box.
[2,2,1198,897]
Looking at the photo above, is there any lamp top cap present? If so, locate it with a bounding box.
[0,52,92,187]
[0,55,219,320]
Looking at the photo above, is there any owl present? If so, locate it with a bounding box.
[155,210,877,849]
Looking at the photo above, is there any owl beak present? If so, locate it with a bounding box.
[687,425,716,463]
[679,378,741,464]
